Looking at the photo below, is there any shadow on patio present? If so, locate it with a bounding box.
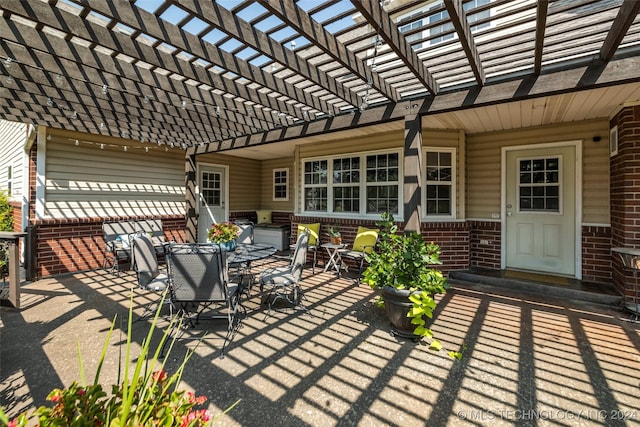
[2,264,639,426]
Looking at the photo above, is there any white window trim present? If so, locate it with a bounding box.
[273,167,289,201]
[422,147,456,220]
[300,148,403,219]
[610,125,618,157]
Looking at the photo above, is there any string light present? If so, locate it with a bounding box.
[102,84,108,95]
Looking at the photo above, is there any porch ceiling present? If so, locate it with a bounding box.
[1,0,640,158]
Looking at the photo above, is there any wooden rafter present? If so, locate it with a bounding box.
[0,24,271,134]
[80,0,342,117]
[1,1,307,123]
[171,0,363,112]
[193,55,640,155]
[443,0,485,85]
[533,0,548,75]
[599,0,640,61]
[351,0,439,94]
[257,0,401,102]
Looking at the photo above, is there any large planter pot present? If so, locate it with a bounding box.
[382,286,435,341]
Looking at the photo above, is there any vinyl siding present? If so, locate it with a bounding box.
[466,119,610,224]
[261,157,294,211]
[43,134,185,218]
[0,119,29,202]
[196,152,261,211]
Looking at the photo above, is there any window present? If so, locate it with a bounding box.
[366,153,399,214]
[424,149,455,217]
[201,171,221,206]
[429,7,453,45]
[399,18,424,49]
[302,151,400,216]
[610,125,618,157]
[273,168,288,201]
[518,157,560,212]
[333,157,359,212]
[6,165,12,197]
[304,160,328,211]
[429,0,490,45]
[464,0,490,32]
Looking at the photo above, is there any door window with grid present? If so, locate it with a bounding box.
[201,171,221,206]
[518,157,561,212]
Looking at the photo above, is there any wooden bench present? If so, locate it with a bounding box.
[102,219,166,275]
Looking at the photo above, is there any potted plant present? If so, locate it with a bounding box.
[208,222,240,251]
[326,225,342,245]
[362,212,452,351]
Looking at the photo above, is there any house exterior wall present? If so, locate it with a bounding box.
[261,157,295,212]
[43,130,185,218]
[610,105,640,297]
[0,120,29,205]
[466,119,610,223]
[25,127,188,278]
[196,152,261,212]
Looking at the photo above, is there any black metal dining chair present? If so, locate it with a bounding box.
[162,243,245,359]
[259,230,310,318]
[130,233,171,321]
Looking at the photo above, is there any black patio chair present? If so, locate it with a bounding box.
[259,230,310,318]
[163,243,245,358]
[130,233,171,321]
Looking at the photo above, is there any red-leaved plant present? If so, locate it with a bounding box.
[2,294,239,426]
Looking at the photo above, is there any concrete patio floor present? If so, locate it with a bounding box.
[1,263,639,426]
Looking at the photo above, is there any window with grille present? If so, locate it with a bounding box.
[201,171,221,206]
[424,149,455,217]
[518,157,561,212]
[6,165,12,197]
[302,151,400,216]
[273,168,288,201]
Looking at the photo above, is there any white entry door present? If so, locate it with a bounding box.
[197,165,227,243]
[505,145,576,276]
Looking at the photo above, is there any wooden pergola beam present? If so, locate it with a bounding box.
[191,54,640,155]
[0,35,263,139]
[80,0,341,117]
[533,1,549,75]
[1,0,308,123]
[599,0,640,61]
[163,0,363,111]
[257,0,401,102]
[443,0,485,85]
[352,0,439,94]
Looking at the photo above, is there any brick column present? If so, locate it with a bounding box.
[610,105,640,296]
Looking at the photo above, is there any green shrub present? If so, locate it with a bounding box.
[0,190,13,232]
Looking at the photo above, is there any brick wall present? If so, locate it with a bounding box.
[582,225,612,283]
[468,221,501,270]
[610,105,640,295]
[9,200,21,232]
[32,215,186,278]
[290,216,469,275]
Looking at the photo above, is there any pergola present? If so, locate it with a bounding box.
[2,0,640,156]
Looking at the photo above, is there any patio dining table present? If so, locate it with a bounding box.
[227,243,277,266]
[227,243,277,296]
